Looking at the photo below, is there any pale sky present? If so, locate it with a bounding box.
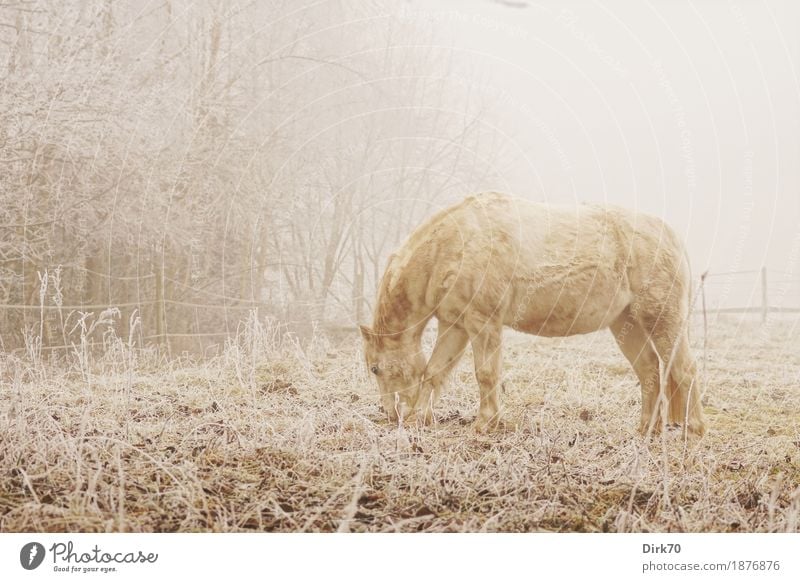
[399,0,800,308]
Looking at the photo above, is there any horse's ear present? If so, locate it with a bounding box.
[359,325,374,342]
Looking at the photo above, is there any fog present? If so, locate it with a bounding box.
[1,0,798,353]
[403,0,800,309]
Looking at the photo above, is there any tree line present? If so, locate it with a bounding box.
[0,0,499,353]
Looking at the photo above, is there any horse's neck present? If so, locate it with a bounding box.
[374,281,430,342]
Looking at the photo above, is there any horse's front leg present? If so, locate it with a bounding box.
[413,324,469,424]
[467,322,507,432]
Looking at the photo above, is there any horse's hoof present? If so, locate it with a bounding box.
[472,416,513,433]
[638,417,664,437]
[472,419,488,434]
[687,419,707,437]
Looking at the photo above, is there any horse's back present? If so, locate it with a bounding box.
[425,194,685,336]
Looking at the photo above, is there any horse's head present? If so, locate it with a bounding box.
[360,325,425,422]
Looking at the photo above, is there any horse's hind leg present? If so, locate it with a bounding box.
[414,324,469,423]
[635,291,706,437]
[609,309,662,435]
[650,328,706,436]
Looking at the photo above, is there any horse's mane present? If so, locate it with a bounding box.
[371,196,480,335]
[373,254,398,334]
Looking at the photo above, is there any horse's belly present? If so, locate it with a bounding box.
[506,271,631,337]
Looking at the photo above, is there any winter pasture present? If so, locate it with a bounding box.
[1,313,798,533]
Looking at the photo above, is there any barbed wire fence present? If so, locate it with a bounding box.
[697,267,800,322]
[1,266,798,357]
[0,263,334,357]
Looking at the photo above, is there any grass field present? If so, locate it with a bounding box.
[1,314,798,532]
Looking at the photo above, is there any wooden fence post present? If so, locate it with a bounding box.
[155,268,165,348]
[761,266,768,324]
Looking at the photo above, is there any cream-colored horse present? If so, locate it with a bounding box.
[360,193,706,436]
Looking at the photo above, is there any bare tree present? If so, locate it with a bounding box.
[0,0,499,351]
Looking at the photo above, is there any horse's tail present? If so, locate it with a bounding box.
[684,245,693,343]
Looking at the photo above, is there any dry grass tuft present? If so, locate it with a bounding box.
[1,315,798,532]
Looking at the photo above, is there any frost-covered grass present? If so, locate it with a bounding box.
[1,315,798,532]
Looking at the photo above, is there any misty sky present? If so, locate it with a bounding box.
[398,0,800,308]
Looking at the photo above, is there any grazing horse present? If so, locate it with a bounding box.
[360,192,706,436]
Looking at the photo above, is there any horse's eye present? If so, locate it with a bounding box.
[370,365,379,375]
